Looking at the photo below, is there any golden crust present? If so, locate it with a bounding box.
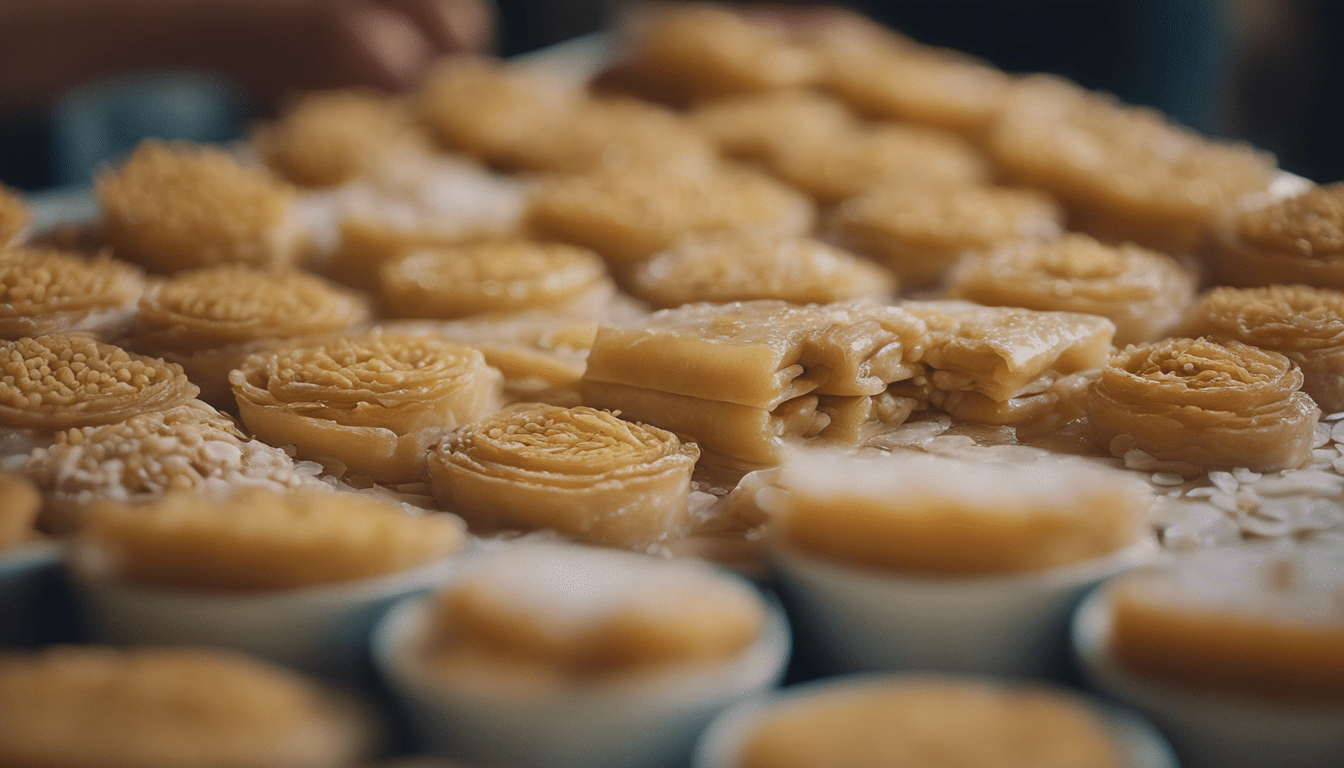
[0,471,41,550]
[1207,184,1344,289]
[0,247,145,340]
[0,184,30,247]
[690,90,854,164]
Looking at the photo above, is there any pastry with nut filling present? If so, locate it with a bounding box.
[1205,183,1344,289]
[0,247,145,341]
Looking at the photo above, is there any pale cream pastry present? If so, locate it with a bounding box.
[71,487,465,591]
[256,89,435,187]
[230,330,504,484]
[0,471,41,550]
[428,403,698,550]
[0,183,28,247]
[945,233,1197,346]
[97,139,305,272]
[1205,183,1344,290]
[131,264,372,408]
[1087,337,1319,472]
[1178,284,1344,412]
[689,90,855,165]
[378,240,615,321]
[827,182,1064,289]
[628,232,896,308]
[528,163,816,271]
[0,645,378,768]
[0,247,145,340]
[988,75,1277,255]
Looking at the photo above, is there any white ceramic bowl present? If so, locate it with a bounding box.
[371,587,791,768]
[691,672,1178,768]
[772,537,1156,677]
[0,541,62,646]
[70,555,461,680]
[1072,587,1344,768]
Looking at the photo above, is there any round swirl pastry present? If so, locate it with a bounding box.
[1087,338,1319,472]
[0,183,29,247]
[0,335,198,431]
[231,331,504,483]
[1206,184,1344,289]
[0,471,41,550]
[97,140,304,273]
[133,265,371,407]
[73,487,466,592]
[427,403,700,550]
[0,248,145,340]
[945,234,1197,346]
[0,646,377,768]
[629,232,895,308]
[690,90,855,165]
[1179,284,1344,413]
[379,240,614,320]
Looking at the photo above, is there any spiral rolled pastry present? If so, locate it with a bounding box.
[1088,338,1319,472]
[97,140,304,273]
[231,331,504,483]
[945,234,1197,346]
[1179,284,1344,413]
[378,240,614,320]
[132,265,371,407]
[428,404,699,550]
[0,335,198,431]
[1206,183,1344,290]
[690,90,855,165]
[0,248,145,340]
[0,183,29,247]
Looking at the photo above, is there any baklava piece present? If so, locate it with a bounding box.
[689,90,854,165]
[132,264,371,408]
[231,331,504,484]
[0,247,145,340]
[1088,338,1318,472]
[765,446,1151,575]
[256,89,434,187]
[428,404,698,550]
[581,300,929,466]
[528,163,816,271]
[946,234,1197,346]
[1205,183,1344,289]
[828,183,1064,289]
[0,183,28,247]
[1179,284,1344,412]
[629,232,895,308]
[379,240,615,321]
[97,140,305,272]
[989,75,1277,255]
[72,487,465,591]
[0,471,41,550]
[1106,543,1344,700]
[0,645,377,768]
[736,676,1125,768]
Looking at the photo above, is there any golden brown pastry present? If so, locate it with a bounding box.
[628,232,895,308]
[988,75,1277,255]
[528,163,816,270]
[1205,183,1344,289]
[1179,284,1344,412]
[1087,338,1319,471]
[827,182,1064,289]
[132,264,371,408]
[689,90,854,165]
[0,471,41,550]
[0,645,378,768]
[428,404,699,549]
[737,676,1125,768]
[945,233,1197,346]
[0,335,198,431]
[0,247,145,340]
[73,488,466,591]
[231,330,504,483]
[378,240,614,320]
[97,140,305,273]
[0,183,29,247]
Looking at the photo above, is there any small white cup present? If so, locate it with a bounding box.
[71,555,461,680]
[0,541,62,646]
[371,588,791,768]
[1072,588,1344,768]
[772,538,1155,677]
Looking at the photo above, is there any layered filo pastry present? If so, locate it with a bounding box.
[945,233,1197,347]
[230,330,504,483]
[0,247,145,340]
[1178,284,1344,412]
[1204,182,1344,290]
[580,300,930,468]
[130,264,372,408]
[97,140,307,273]
[1087,337,1319,472]
[428,403,699,550]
